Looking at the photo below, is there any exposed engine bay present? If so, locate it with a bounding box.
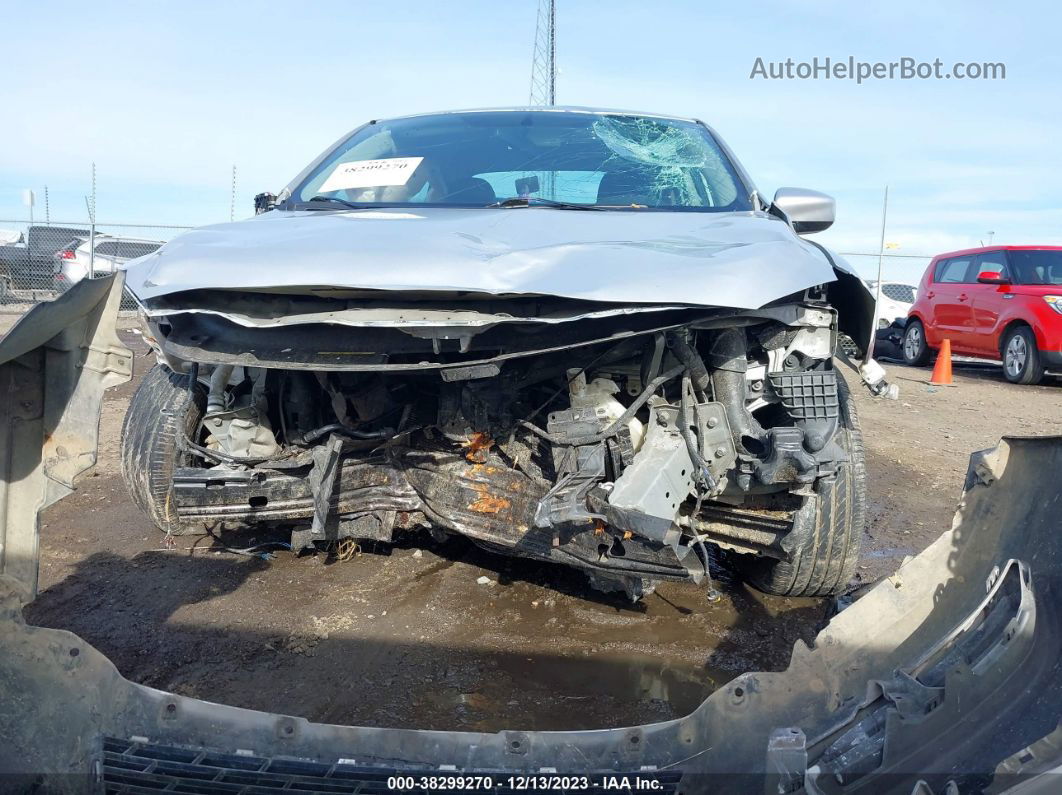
[137,287,861,599]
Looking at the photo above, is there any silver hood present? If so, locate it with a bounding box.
[124,208,838,308]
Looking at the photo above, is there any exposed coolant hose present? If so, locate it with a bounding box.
[668,333,711,393]
[183,438,283,466]
[294,423,396,446]
[706,327,766,453]
[206,364,234,415]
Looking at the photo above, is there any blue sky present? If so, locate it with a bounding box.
[2,0,1059,282]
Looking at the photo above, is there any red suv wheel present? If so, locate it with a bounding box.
[1002,326,1045,385]
[902,320,932,366]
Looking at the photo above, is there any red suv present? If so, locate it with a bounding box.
[903,246,1062,384]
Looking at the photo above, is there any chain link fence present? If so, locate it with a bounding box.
[838,252,933,288]
[0,219,193,329]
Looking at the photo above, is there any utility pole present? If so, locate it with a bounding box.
[529,0,557,198]
[529,0,556,106]
[548,0,555,105]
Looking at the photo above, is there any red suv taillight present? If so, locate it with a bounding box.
[57,249,76,260]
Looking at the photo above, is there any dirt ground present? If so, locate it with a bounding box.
[17,324,1062,733]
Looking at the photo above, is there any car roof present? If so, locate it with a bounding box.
[375,106,702,125]
[932,244,1062,260]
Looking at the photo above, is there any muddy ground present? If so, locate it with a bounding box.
[18,325,1062,732]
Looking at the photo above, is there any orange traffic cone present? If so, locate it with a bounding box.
[929,338,954,386]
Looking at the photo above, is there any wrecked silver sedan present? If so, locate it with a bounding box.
[120,108,885,599]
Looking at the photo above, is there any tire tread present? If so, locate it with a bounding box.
[739,371,866,597]
[120,365,204,534]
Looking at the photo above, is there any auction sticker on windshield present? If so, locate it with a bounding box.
[319,157,424,191]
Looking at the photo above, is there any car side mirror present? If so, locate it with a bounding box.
[977,271,1010,285]
[254,192,277,215]
[770,188,835,234]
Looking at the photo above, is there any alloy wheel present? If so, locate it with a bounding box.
[1005,334,1027,378]
[904,325,922,361]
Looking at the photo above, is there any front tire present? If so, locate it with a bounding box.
[902,319,932,366]
[120,365,205,534]
[1002,326,1045,385]
[735,372,865,597]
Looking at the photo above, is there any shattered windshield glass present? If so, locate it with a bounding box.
[291,110,751,211]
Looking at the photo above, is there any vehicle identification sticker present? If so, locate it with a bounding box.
[319,157,424,192]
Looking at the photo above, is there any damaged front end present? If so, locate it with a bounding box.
[135,283,860,599]
[2,276,1061,793]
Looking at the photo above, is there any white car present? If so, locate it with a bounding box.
[866,280,917,327]
[53,235,163,289]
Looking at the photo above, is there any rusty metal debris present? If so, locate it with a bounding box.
[462,432,495,463]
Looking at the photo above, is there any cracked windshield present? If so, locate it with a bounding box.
[294,110,750,211]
